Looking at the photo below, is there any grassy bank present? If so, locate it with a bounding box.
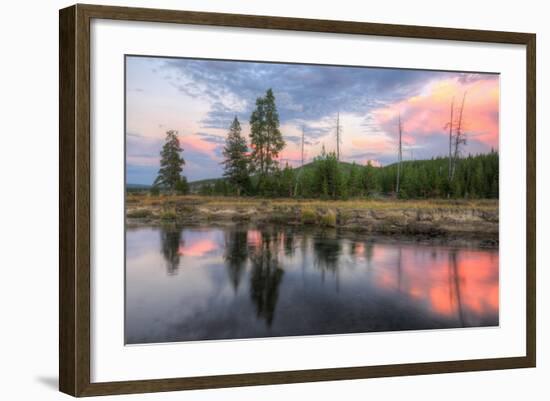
[127,194,498,211]
[126,194,499,243]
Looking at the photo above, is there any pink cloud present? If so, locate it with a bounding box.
[180,134,218,155]
[279,148,303,167]
[351,136,395,155]
[126,155,159,167]
[372,76,499,150]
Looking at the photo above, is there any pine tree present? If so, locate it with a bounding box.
[250,89,285,184]
[362,161,378,195]
[222,117,250,196]
[175,176,189,195]
[213,179,228,196]
[280,163,296,197]
[296,168,314,198]
[347,163,361,197]
[154,130,185,192]
[249,97,266,175]
[312,151,343,199]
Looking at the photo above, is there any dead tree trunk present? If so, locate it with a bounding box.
[336,112,342,161]
[294,125,305,197]
[396,113,403,195]
[450,92,467,181]
[448,97,454,180]
[301,125,305,167]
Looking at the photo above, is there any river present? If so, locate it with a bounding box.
[125,224,499,344]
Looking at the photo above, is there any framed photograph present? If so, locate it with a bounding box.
[59,4,536,397]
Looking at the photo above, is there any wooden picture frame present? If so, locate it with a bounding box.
[59,3,536,397]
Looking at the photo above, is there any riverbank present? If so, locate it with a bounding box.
[126,194,499,245]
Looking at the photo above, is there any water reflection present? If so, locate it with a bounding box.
[313,231,342,277]
[248,229,284,326]
[159,226,182,275]
[126,224,499,344]
[283,228,296,257]
[223,229,248,291]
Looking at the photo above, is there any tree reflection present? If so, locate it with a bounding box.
[313,231,341,279]
[223,228,248,291]
[283,228,296,257]
[249,229,284,326]
[364,243,374,269]
[449,249,465,326]
[159,225,183,275]
[397,246,402,292]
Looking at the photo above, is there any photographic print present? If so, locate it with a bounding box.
[125,56,499,345]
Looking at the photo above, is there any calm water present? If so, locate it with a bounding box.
[125,224,499,344]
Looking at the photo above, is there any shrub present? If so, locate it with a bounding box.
[126,209,151,219]
[320,210,337,227]
[175,176,189,195]
[301,208,316,224]
[150,186,160,196]
[160,210,177,221]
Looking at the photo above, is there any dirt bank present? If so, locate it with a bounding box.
[126,195,499,245]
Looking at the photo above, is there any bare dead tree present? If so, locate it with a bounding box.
[450,92,467,181]
[396,113,403,195]
[446,96,455,180]
[335,112,342,161]
[295,125,306,196]
[301,125,305,167]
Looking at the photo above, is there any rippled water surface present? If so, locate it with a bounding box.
[125,224,499,344]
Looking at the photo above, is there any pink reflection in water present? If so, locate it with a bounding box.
[247,230,262,248]
[367,245,498,321]
[178,237,218,257]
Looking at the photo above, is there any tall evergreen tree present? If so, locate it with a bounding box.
[347,163,362,197]
[312,150,344,199]
[249,96,266,175]
[154,130,185,192]
[362,161,378,195]
[250,89,285,180]
[222,117,250,195]
[280,163,296,197]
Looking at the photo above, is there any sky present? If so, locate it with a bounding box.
[126,56,499,185]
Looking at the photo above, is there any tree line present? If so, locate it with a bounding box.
[151,87,498,200]
[200,149,498,200]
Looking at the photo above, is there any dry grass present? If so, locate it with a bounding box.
[126,193,498,212]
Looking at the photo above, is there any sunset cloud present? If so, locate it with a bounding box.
[125,56,499,184]
[180,134,219,155]
[372,76,499,150]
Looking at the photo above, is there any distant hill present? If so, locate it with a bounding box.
[130,160,445,192]
[187,161,361,192]
[129,152,498,199]
[295,160,357,174]
[126,183,151,191]
[188,177,224,192]
[128,161,366,193]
